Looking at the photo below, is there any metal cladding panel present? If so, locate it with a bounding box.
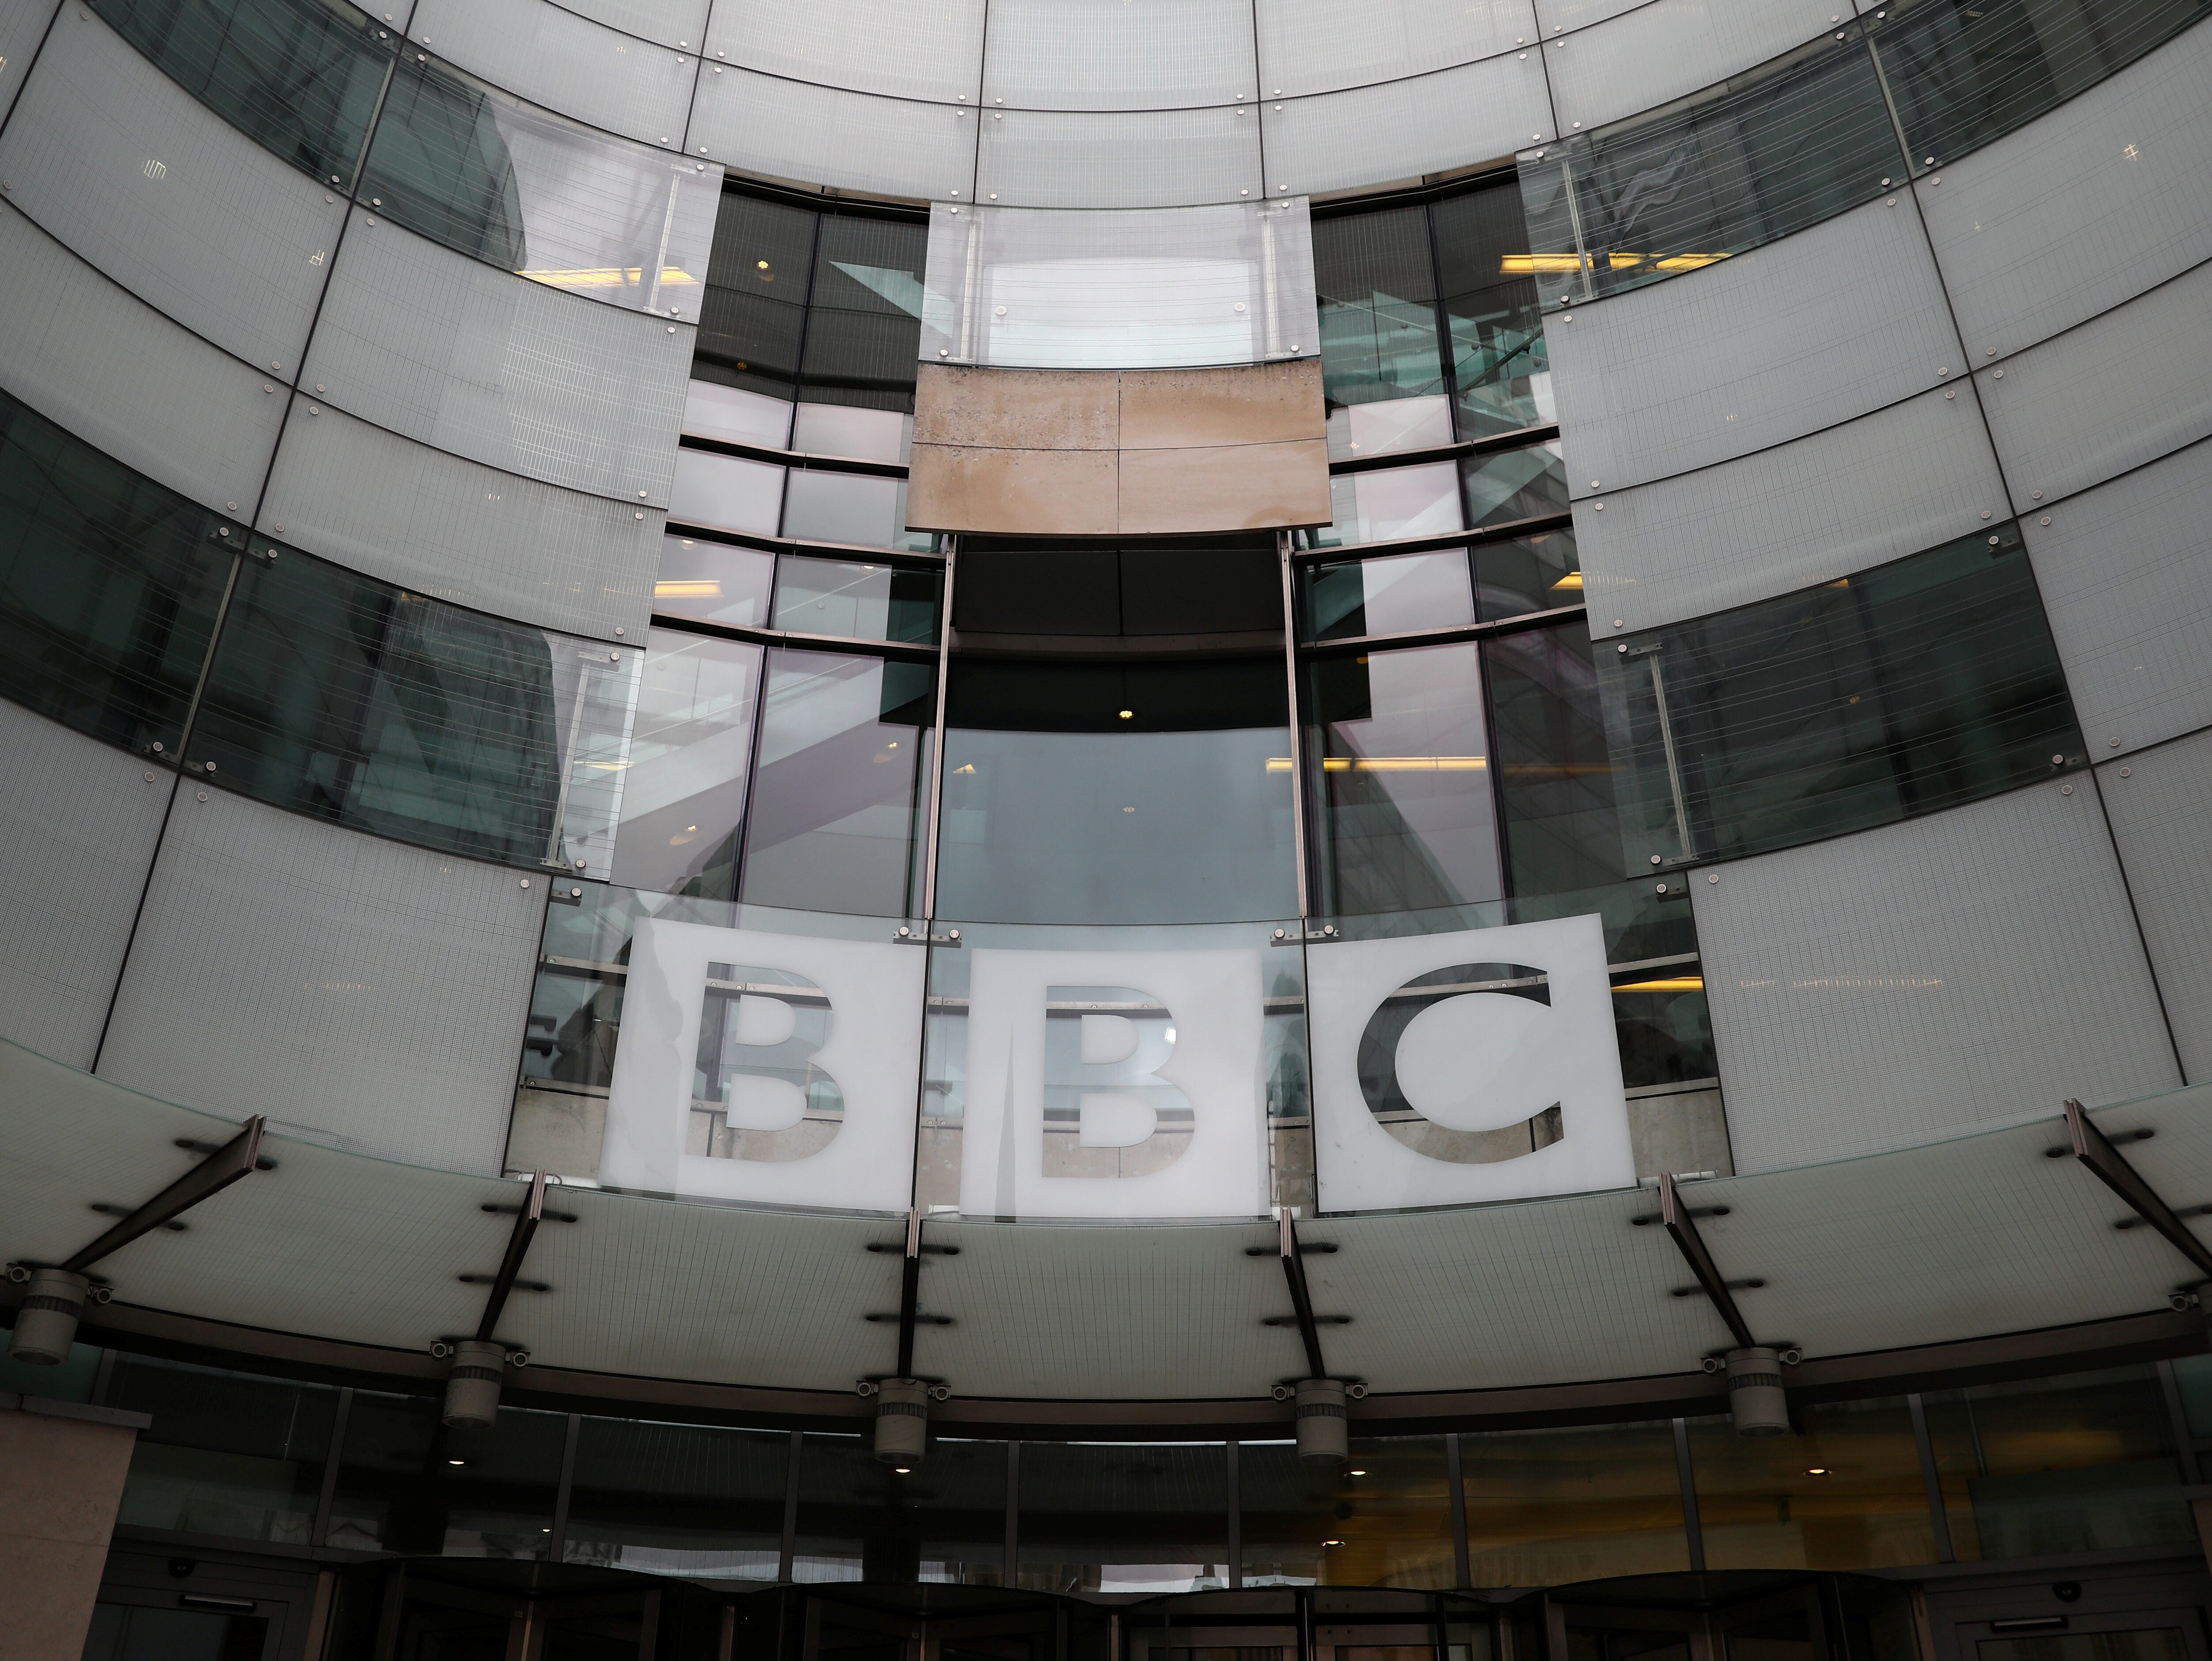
[0,704,171,1071]
[97,789,545,1176]
[1916,19,2212,358]
[1692,782,2179,1173]
[0,202,284,514]
[916,1219,1286,1398]
[1543,198,1965,493]
[690,65,975,203]
[1976,255,2212,510]
[0,8,346,375]
[1534,0,1661,30]
[976,105,1262,210]
[2102,732,2212,1085]
[405,0,694,149]
[257,397,658,640]
[1258,54,1555,196]
[0,0,60,127]
[558,0,709,50]
[2026,439,2212,756]
[1574,386,2009,633]
[303,209,690,505]
[980,0,1255,111]
[1254,0,1539,99]
[1544,0,1837,133]
[705,0,985,104]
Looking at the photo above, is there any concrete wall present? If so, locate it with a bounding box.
[0,1396,145,1661]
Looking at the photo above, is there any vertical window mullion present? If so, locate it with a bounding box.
[1673,1417,1707,1571]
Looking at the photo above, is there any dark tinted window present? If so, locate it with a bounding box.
[1017,1442,1228,1594]
[799,216,929,414]
[792,1433,1004,1585]
[563,1417,787,1577]
[1433,185,1549,437]
[324,1393,562,1556]
[695,192,817,400]
[1312,206,1445,415]
[108,1356,338,1544]
[954,542,1280,640]
[1486,621,1619,898]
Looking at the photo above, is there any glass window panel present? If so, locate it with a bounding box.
[323,1394,563,1556]
[1461,1420,1691,1586]
[921,200,1320,371]
[1473,530,1581,622]
[2171,1354,2212,1437]
[780,468,915,550]
[695,191,818,402]
[670,449,785,537]
[1315,464,1465,549]
[936,659,1296,926]
[192,546,575,868]
[1601,525,2082,868]
[362,57,718,312]
[1518,35,1904,309]
[518,959,623,1095]
[799,215,930,414]
[1461,443,1570,531]
[1304,551,1476,643]
[1979,1634,2192,1661]
[791,402,913,465]
[1686,1397,1939,1570]
[1308,643,1502,917]
[1433,183,1553,438]
[1485,622,1619,900]
[1117,541,1285,636]
[1313,207,1447,437]
[1329,392,1457,463]
[0,389,231,758]
[90,0,391,188]
[773,555,941,646]
[792,1433,1006,1586]
[740,647,933,916]
[1877,0,2212,170]
[1018,1442,1230,1594]
[1240,1437,1454,1589]
[611,629,762,901]
[681,381,793,450]
[1612,970,1718,1089]
[652,534,776,629]
[1923,1364,2194,1560]
[562,1416,787,1579]
[107,1356,336,1545]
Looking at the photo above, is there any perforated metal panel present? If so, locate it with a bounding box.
[0,0,60,128]
[1254,0,1538,99]
[917,1219,1285,1398]
[0,8,344,374]
[0,200,284,514]
[1258,53,1554,195]
[1544,0,1836,132]
[256,396,658,640]
[2102,732,2212,1084]
[689,65,976,203]
[98,789,545,1174]
[1917,18,2212,357]
[704,0,984,104]
[406,0,694,148]
[558,0,708,50]
[1693,782,2178,1172]
[981,0,1255,111]
[1544,198,1965,492]
[1976,254,2212,510]
[1573,386,2009,632]
[303,208,691,504]
[2026,438,2212,755]
[1534,0,1662,31]
[0,704,170,1070]
[976,105,1261,210]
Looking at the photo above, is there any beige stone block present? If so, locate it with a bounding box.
[907,443,1119,535]
[1117,438,1330,534]
[1118,359,1326,450]
[0,1410,139,1661]
[0,1534,110,1661]
[912,364,1120,451]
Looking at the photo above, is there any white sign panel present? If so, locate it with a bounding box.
[601,917,926,1210]
[959,946,1269,1220]
[1307,914,1633,1211]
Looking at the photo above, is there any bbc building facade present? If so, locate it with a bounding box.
[3,0,2212,1655]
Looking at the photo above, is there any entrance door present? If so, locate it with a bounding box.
[1925,1569,2212,1661]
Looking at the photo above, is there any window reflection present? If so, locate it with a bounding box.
[325,1394,563,1558]
[1474,530,1581,621]
[794,1434,1005,1586]
[1461,443,1569,530]
[740,648,934,917]
[1017,1442,1229,1594]
[611,629,761,902]
[1461,1420,1691,1585]
[1434,186,1552,438]
[1319,463,1465,548]
[1308,643,1502,916]
[1305,550,1476,642]
[109,1356,336,1545]
[696,191,817,405]
[1240,1437,1455,1589]
[670,450,784,537]
[1485,622,1618,899]
[1686,1398,1939,1570]
[563,1417,786,1579]
[773,555,941,646]
[1315,206,1448,457]
[651,534,775,629]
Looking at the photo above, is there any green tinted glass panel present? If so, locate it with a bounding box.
[696,190,817,400]
[773,555,940,645]
[1519,33,1904,308]
[1313,206,1447,414]
[0,390,231,758]
[359,58,528,270]
[191,546,562,866]
[91,0,390,186]
[800,215,929,414]
[1433,183,1550,438]
[1878,0,2212,168]
[1605,525,2082,867]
